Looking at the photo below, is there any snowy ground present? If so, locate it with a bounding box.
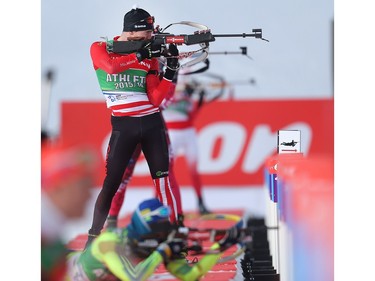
[62,185,267,243]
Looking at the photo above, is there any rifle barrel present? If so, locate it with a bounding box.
[213,33,259,38]
[212,29,269,42]
[209,51,243,55]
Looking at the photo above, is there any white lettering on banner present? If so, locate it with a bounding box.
[198,122,246,173]
[101,121,313,176]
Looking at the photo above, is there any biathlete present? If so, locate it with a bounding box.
[66,198,244,281]
[85,5,181,247]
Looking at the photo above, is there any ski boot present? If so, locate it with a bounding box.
[198,198,211,215]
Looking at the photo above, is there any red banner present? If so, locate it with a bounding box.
[60,99,333,187]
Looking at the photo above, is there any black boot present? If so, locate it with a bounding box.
[106,215,118,229]
[176,214,188,259]
[177,214,185,227]
[198,197,211,215]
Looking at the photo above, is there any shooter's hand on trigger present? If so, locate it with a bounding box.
[157,230,187,262]
[166,44,179,69]
[166,43,179,57]
[163,44,179,80]
[167,239,187,259]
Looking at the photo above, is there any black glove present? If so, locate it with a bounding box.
[166,44,179,69]
[150,43,163,58]
[164,44,179,80]
[218,220,244,251]
[136,43,163,62]
[168,239,187,259]
[157,239,187,262]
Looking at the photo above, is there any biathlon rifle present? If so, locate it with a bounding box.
[105,21,269,68]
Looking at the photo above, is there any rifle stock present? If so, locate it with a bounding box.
[111,40,151,54]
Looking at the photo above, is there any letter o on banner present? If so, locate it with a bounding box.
[198,122,246,173]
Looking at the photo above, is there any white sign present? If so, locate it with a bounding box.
[277,130,301,154]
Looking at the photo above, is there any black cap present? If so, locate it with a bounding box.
[123,7,154,32]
